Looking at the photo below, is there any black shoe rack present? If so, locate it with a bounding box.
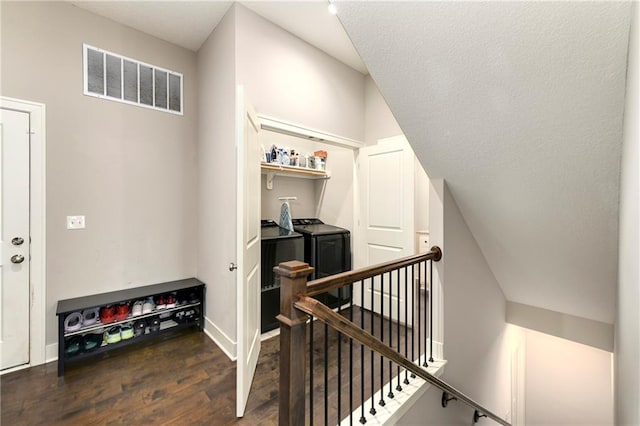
[55,278,205,376]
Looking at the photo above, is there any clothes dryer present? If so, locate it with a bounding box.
[291,218,352,309]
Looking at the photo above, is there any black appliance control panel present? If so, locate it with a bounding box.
[291,218,324,226]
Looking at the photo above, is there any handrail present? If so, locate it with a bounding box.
[294,295,511,426]
[306,246,442,297]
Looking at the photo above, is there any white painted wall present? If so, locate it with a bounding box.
[1,1,198,347]
[235,4,365,142]
[364,75,402,146]
[525,329,613,426]
[507,301,614,352]
[314,144,356,232]
[615,3,640,424]
[260,132,320,221]
[195,6,238,356]
[414,159,430,233]
[399,183,516,425]
[260,130,355,231]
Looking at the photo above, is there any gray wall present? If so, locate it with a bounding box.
[616,2,640,424]
[195,5,238,354]
[1,1,198,347]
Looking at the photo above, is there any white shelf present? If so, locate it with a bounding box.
[261,163,330,190]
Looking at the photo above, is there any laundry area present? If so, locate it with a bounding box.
[256,125,431,334]
[258,130,356,332]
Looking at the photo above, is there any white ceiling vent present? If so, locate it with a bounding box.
[83,44,183,115]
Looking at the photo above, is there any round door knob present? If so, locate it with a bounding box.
[11,237,24,246]
[11,254,25,264]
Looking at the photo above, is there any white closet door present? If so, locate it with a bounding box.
[358,136,415,324]
[236,86,262,417]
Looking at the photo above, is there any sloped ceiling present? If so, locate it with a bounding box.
[337,1,632,324]
[68,1,367,73]
[69,1,234,51]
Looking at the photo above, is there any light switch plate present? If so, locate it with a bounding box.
[67,215,86,229]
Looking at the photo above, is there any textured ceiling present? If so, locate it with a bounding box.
[337,1,632,324]
[68,1,367,73]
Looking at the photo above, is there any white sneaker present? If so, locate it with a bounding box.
[142,298,155,315]
[131,300,144,316]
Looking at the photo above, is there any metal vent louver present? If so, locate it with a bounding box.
[83,44,183,115]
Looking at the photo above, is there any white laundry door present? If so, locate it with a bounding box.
[236,86,261,417]
[0,108,31,370]
[358,136,414,324]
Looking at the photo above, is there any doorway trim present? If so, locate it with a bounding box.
[1,96,46,370]
[257,114,364,150]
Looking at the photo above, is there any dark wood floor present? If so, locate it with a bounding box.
[2,328,271,425]
[1,300,431,425]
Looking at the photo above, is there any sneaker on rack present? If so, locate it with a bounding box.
[64,335,83,357]
[82,308,100,326]
[142,298,155,315]
[131,300,144,317]
[154,295,166,310]
[165,293,176,309]
[148,317,161,333]
[104,326,122,344]
[188,293,200,304]
[115,303,130,321]
[64,312,83,332]
[133,319,147,337]
[100,305,116,324]
[121,323,134,340]
[83,333,103,352]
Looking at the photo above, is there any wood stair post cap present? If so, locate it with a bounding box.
[273,261,314,278]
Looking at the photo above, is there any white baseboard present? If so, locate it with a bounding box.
[0,363,32,376]
[203,316,237,361]
[45,343,58,363]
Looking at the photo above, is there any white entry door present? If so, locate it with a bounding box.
[358,136,415,324]
[236,86,261,417]
[0,108,31,370]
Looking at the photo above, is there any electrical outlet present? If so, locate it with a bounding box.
[67,215,86,230]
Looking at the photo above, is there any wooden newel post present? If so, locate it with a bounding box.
[276,260,314,426]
